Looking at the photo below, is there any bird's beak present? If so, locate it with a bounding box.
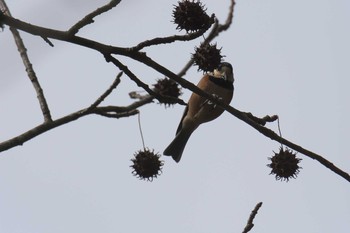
[212,69,223,78]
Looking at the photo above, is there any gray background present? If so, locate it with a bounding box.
[1,1,349,233]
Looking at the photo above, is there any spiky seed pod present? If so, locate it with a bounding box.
[173,0,213,32]
[153,78,182,107]
[267,147,302,182]
[192,43,223,72]
[131,148,164,181]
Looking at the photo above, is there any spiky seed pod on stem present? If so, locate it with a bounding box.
[131,148,164,181]
[267,147,302,182]
[173,0,213,32]
[192,42,223,72]
[153,78,182,107]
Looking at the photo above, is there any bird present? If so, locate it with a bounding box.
[163,62,234,162]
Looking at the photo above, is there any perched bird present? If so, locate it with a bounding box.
[163,62,234,162]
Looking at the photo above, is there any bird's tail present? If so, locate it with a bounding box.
[163,129,193,163]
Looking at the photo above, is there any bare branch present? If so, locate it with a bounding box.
[218,0,235,33]
[130,15,215,51]
[68,0,121,34]
[85,71,123,112]
[104,54,159,94]
[94,109,139,118]
[0,14,128,55]
[245,113,278,126]
[93,95,154,118]
[0,97,154,153]
[242,202,263,233]
[104,54,186,106]
[129,91,149,100]
[41,36,54,47]
[0,0,52,122]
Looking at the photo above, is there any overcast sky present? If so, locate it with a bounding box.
[1,1,349,233]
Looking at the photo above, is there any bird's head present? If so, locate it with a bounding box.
[213,62,234,83]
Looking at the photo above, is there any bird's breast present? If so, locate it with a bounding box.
[185,75,234,125]
[208,76,234,90]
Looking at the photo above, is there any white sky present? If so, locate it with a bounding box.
[1,1,349,233]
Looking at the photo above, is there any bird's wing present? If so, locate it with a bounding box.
[176,105,188,135]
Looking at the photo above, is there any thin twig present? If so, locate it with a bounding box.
[94,95,154,114]
[129,91,147,99]
[242,202,263,233]
[0,97,154,153]
[1,14,128,55]
[0,0,52,122]
[41,36,54,47]
[93,109,139,118]
[84,71,123,113]
[104,54,158,95]
[68,0,121,34]
[218,0,235,33]
[277,116,284,148]
[138,113,146,149]
[130,14,215,51]
[245,112,278,126]
[104,54,186,106]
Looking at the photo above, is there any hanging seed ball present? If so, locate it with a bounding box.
[192,43,223,72]
[267,147,302,182]
[173,0,213,32]
[153,78,182,107]
[131,148,164,181]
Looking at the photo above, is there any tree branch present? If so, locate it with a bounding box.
[218,0,235,33]
[130,14,215,51]
[242,202,263,233]
[0,14,128,55]
[245,113,278,126]
[68,0,121,34]
[0,0,52,122]
[104,54,186,106]
[84,71,123,112]
[93,95,154,118]
[0,97,154,153]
